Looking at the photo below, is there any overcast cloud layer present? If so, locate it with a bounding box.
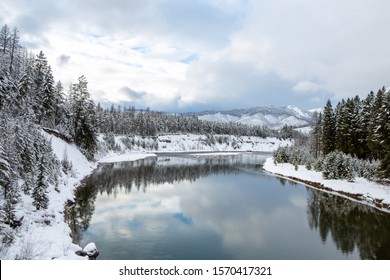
[1,0,390,112]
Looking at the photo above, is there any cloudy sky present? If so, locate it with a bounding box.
[1,0,390,112]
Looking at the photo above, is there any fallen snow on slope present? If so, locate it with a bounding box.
[2,132,96,260]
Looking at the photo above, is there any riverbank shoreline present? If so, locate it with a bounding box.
[263,157,390,213]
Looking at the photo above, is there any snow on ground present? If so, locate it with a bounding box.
[263,157,390,212]
[97,134,291,155]
[2,132,97,260]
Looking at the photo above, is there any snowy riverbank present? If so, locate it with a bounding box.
[1,132,95,260]
[97,134,291,155]
[263,157,390,212]
[2,133,288,260]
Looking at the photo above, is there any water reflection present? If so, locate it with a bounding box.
[66,154,390,259]
[66,155,256,246]
[306,191,390,259]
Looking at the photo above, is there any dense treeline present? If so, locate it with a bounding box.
[0,23,98,239]
[0,25,98,158]
[312,87,390,178]
[275,87,390,180]
[95,105,279,138]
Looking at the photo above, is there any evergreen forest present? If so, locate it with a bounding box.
[274,88,390,181]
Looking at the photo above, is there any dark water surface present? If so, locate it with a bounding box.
[66,153,390,259]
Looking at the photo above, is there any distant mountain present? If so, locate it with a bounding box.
[188,105,314,130]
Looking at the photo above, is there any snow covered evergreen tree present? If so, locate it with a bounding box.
[322,100,336,155]
[32,156,49,210]
[0,142,11,198]
[309,112,322,158]
[377,90,390,178]
[68,75,98,160]
[368,88,385,160]
[359,91,374,159]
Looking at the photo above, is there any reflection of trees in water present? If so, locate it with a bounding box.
[306,189,390,259]
[66,157,250,244]
[65,183,98,244]
[87,157,253,196]
[66,156,390,259]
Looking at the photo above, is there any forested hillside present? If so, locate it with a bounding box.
[0,24,99,253]
[273,87,390,181]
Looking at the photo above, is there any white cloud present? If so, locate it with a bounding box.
[293,81,323,94]
[1,0,390,111]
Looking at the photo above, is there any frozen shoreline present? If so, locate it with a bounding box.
[263,157,390,213]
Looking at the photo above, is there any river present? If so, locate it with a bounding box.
[66,153,390,259]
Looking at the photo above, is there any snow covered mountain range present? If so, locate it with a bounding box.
[189,105,315,130]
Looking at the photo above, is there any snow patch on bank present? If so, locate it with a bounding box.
[263,157,390,212]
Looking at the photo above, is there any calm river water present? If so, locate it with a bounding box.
[66,153,390,259]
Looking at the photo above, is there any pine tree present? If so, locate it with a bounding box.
[8,27,20,77]
[377,89,390,178]
[368,88,385,160]
[33,51,49,123]
[32,156,49,210]
[40,65,56,127]
[53,81,68,130]
[322,100,336,155]
[0,142,11,198]
[335,99,347,153]
[68,75,98,159]
[0,71,18,111]
[0,113,19,198]
[0,24,11,69]
[309,112,322,158]
[17,52,35,113]
[2,179,21,225]
[359,91,374,159]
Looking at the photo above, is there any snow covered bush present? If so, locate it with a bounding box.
[322,151,354,181]
[273,146,382,182]
[103,133,121,152]
[273,146,315,168]
[120,136,135,150]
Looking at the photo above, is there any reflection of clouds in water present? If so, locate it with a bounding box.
[178,179,298,258]
[87,173,311,258]
[76,155,384,259]
[88,182,187,241]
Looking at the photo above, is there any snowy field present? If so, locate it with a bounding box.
[263,157,390,213]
